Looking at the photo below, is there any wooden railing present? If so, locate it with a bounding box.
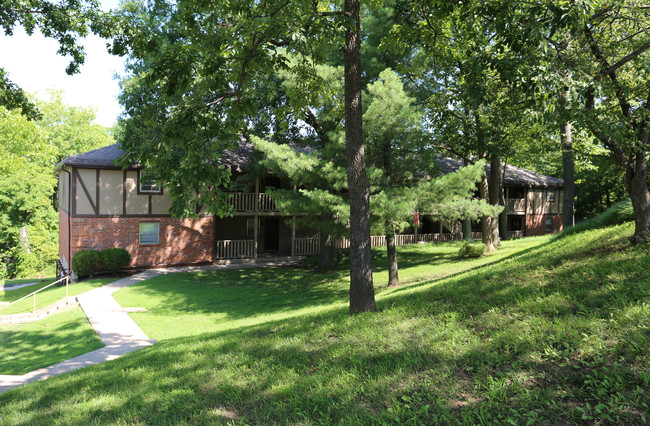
[506,198,526,213]
[506,230,524,239]
[215,240,255,259]
[418,233,464,242]
[334,232,465,250]
[294,236,320,256]
[227,193,277,212]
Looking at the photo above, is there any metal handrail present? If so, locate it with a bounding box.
[0,275,70,315]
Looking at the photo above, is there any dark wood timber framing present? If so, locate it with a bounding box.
[71,168,77,215]
[96,169,100,214]
[72,168,98,215]
[122,170,127,215]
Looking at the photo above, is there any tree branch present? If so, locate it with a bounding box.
[599,42,650,78]
[311,0,345,17]
[0,7,44,14]
[584,86,627,167]
[584,23,633,118]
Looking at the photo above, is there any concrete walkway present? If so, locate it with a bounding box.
[0,281,42,291]
[0,260,299,394]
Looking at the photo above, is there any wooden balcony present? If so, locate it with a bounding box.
[506,198,526,214]
[227,192,277,212]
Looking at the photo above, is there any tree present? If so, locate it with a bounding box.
[387,4,528,251]
[363,68,431,286]
[0,0,109,117]
[0,95,114,278]
[252,137,350,272]
[113,0,378,313]
[481,0,650,242]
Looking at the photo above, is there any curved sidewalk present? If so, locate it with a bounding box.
[0,260,298,394]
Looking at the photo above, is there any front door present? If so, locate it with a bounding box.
[264,218,280,252]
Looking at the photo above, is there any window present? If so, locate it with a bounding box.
[139,222,159,244]
[138,170,162,194]
[545,217,553,232]
[547,190,555,202]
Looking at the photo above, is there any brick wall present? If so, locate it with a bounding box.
[69,216,214,268]
[526,214,563,236]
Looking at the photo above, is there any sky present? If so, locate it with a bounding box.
[0,0,126,127]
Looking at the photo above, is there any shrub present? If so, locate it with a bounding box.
[71,250,101,277]
[457,241,485,259]
[101,248,131,273]
[335,248,351,264]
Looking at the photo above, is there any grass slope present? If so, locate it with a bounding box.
[0,277,116,315]
[113,237,540,341]
[0,307,104,375]
[1,224,648,424]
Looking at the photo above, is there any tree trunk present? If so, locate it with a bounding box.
[561,88,575,230]
[344,0,375,314]
[463,218,473,241]
[488,154,501,248]
[317,228,336,272]
[386,225,399,287]
[624,153,650,243]
[499,164,507,239]
[479,171,496,252]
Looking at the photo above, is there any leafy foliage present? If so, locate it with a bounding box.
[0,94,114,278]
[457,241,485,259]
[100,248,131,273]
[71,250,101,277]
[0,0,111,116]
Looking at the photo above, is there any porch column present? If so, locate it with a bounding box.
[254,176,260,259]
[291,217,296,259]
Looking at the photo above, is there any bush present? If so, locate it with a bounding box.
[457,241,485,259]
[71,250,101,277]
[101,248,131,273]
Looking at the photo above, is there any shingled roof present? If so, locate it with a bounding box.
[436,158,564,188]
[57,143,562,188]
[55,144,128,169]
[57,140,318,171]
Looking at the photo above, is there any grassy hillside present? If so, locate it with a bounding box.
[1,223,648,424]
[0,277,116,315]
[0,307,104,375]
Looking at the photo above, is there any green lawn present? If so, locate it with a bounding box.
[1,277,54,286]
[0,277,117,315]
[113,236,548,341]
[0,223,648,424]
[0,307,104,375]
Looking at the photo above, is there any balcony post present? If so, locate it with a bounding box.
[291,217,296,259]
[254,177,260,259]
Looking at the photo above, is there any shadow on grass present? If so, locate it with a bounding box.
[115,266,350,320]
[2,224,648,423]
[0,310,104,375]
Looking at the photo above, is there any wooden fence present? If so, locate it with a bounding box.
[334,232,465,250]
[216,231,520,259]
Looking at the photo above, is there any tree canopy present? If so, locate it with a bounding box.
[0,94,113,278]
[0,0,112,118]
